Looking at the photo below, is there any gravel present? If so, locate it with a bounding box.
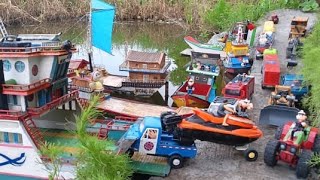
[151,9,318,180]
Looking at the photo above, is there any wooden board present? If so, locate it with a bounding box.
[97,97,174,118]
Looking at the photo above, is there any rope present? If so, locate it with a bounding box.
[63,14,88,35]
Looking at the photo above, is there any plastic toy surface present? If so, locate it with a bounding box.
[280,74,309,101]
[289,16,308,38]
[222,73,254,100]
[264,111,320,178]
[268,85,297,107]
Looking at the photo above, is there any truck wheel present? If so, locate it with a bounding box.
[312,135,320,153]
[264,139,280,167]
[244,148,258,161]
[275,125,284,140]
[168,154,184,169]
[296,150,312,179]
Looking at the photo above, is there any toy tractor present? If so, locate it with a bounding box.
[289,16,308,38]
[268,85,296,107]
[264,121,320,178]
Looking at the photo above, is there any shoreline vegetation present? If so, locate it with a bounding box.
[1,0,304,31]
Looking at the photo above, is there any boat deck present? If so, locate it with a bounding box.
[102,75,126,88]
[97,97,174,118]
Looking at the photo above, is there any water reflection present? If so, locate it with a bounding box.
[7,21,191,107]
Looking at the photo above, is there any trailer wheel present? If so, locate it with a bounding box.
[264,139,280,167]
[168,154,184,169]
[312,135,320,153]
[275,125,284,140]
[296,150,312,179]
[244,148,258,161]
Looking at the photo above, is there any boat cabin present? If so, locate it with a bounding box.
[0,34,77,117]
[187,51,221,76]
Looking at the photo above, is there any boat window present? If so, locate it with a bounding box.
[3,60,11,72]
[142,64,147,69]
[225,89,241,96]
[15,61,25,73]
[195,77,199,80]
[203,77,207,82]
[0,131,23,144]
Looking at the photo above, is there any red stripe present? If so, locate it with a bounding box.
[0,143,33,149]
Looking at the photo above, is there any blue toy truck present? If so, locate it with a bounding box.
[117,116,197,169]
[280,74,309,101]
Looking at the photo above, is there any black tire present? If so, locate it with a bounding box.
[296,150,312,179]
[126,148,134,158]
[168,154,184,169]
[244,148,258,162]
[264,139,280,167]
[275,125,284,140]
[261,84,266,89]
[178,137,194,146]
[312,135,320,153]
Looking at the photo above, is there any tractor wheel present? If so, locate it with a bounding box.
[312,135,320,153]
[168,154,184,169]
[296,150,312,179]
[244,148,258,161]
[264,139,280,167]
[275,125,284,140]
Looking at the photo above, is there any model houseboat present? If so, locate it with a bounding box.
[116,50,171,96]
[0,30,79,179]
[171,51,220,108]
[223,22,254,74]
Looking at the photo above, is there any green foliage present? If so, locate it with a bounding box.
[204,0,300,31]
[39,142,64,180]
[301,20,320,127]
[299,0,319,12]
[75,96,133,180]
[309,153,320,167]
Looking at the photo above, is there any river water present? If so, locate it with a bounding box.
[7,21,223,107]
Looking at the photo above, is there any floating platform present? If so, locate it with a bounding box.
[97,97,174,118]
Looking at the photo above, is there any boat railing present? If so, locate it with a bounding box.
[122,78,167,84]
[27,91,79,116]
[0,45,74,54]
[119,60,171,73]
[2,78,51,92]
[0,109,24,119]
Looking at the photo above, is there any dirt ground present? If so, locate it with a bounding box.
[151,9,318,180]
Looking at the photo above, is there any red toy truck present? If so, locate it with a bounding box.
[222,74,254,100]
[261,54,280,89]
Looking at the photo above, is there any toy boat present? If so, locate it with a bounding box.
[256,21,276,59]
[184,36,226,57]
[176,109,263,146]
[223,56,252,74]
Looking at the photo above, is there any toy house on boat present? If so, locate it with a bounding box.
[118,50,171,96]
[0,33,78,179]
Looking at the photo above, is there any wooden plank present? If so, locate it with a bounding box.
[97,97,174,117]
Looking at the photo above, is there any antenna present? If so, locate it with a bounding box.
[0,18,8,38]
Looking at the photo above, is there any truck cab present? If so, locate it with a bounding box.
[119,116,197,169]
[222,74,254,100]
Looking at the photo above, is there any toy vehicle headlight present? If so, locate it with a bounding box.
[290,147,297,154]
[280,143,286,150]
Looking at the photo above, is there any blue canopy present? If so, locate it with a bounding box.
[91,0,115,54]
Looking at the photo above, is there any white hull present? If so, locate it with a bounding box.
[185,41,227,58]
[0,119,75,179]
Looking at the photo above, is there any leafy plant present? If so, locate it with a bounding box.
[75,95,133,180]
[39,142,64,180]
[299,0,319,12]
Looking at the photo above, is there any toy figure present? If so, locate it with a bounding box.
[259,33,268,46]
[89,70,104,94]
[291,110,308,140]
[277,91,289,105]
[237,99,253,113]
[186,78,195,94]
[215,99,237,126]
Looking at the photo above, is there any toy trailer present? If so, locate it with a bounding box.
[289,16,308,38]
[261,54,280,89]
[222,74,254,100]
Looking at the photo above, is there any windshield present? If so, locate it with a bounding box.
[137,118,145,133]
[283,80,303,87]
[225,89,241,96]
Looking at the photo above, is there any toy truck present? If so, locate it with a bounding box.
[261,53,280,89]
[117,116,197,169]
[222,74,254,100]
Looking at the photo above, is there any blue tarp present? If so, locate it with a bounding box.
[91,0,115,54]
